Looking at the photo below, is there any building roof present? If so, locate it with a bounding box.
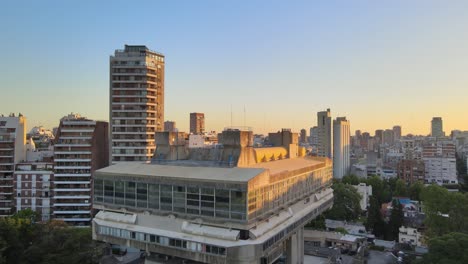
[97,162,264,183]
[98,157,327,183]
[243,156,325,175]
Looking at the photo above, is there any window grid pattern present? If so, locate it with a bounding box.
[97,225,226,256]
[94,180,246,220]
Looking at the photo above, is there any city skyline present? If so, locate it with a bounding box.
[2,1,468,134]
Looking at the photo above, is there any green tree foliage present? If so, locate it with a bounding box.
[326,183,362,221]
[334,227,348,234]
[420,185,468,239]
[366,196,385,238]
[0,215,103,264]
[408,181,424,201]
[342,174,361,185]
[306,214,326,230]
[394,179,408,197]
[416,232,468,264]
[387,199,404,241]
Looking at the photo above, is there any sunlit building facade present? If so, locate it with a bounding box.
[92,129,333,263]
[0,115,26,217]
[110,45,165,162]
[53,113,109,225]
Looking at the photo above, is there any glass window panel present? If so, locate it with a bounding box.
[115,181,125,205]
[137,183,148,208]
[187,187,199,194]
[215,211,229,219]
[201,188,214,195]
[201,210,214,217]
[148,184,160,209]
[187,194,199,200]
[125,181,136,207]
[104,180,114,203]
[201,195,214,201]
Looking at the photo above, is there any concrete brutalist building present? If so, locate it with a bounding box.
[92,129,333,264]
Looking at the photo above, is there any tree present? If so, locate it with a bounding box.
[326,183,362,221]
[394,179,408,197]
[342,174,361,185]
[387,199,404,241]
[408,181,424,201]
[366,196,385,238]
[416,232,468,264]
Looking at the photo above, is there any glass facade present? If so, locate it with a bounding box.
[94,179,247,221]
[248,166,332,221]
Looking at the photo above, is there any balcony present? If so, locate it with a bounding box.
[54,166,91,170]
[54,188,91,192]
[54,159,91,162]
[60,129,95,133]
[53,203,91,207]
[53,210,91,215]
[54,173,91,177]
[54,181,90,185]
[54,195,90,199]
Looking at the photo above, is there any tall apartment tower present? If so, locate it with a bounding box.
[393,126,402,141]
[317,109,333,159]
[333,117,350,179]
[110,45,165,162]
[190,113,205,134]
[164,121,177,132]
[431,117,444,138]
[53,113,109,225]
[0,114,26,216]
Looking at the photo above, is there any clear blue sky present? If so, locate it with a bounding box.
[1,1,468,135]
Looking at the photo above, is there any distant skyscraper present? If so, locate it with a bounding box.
[309,126,319,145]
[431,117,444,137]
[300,129,307,143]
[110,45,165,162]
[383,129,394,146]
[375,129,383,145]
[164,121,177,132]
[0,114,26,217]
[317,109,333,158]
[333,117,350,179]
[53,113,109,225]
[393,126,402,140]
[190,113,205,134]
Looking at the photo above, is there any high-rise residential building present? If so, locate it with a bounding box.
[333,117,350,179]
[393,126,402,141]
[190,112,205,134]
[300,128,307,143]
[92,129,333,263]
[0,114,26,217]
[164,120,177,132]
[14,162,53,221]
[375,129,383,146]
[383,129,395,146]
[317,109,332,158]
[53,113,109,225]
[422,140,456,185]
[431,117,444,138]
[397,160,425,184]
[110,45,165,162]
[309,126,319,145]
[361,132,370,150]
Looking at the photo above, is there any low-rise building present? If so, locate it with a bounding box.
[399,226,424,247]
[352,183,372,211]
[13,162,53,221]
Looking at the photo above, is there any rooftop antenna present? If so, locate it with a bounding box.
[230,104,233,127]
[243,105,246,127]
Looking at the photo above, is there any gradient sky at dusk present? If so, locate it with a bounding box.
[1,1,468,135]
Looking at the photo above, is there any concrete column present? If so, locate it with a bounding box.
[286,228,305,264]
